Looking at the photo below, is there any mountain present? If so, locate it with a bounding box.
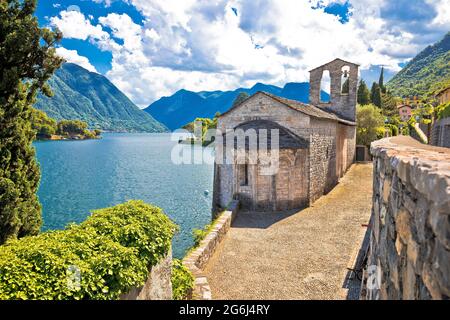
[144,82,329,130]
[35,63,167,132]
[387,32,450,97]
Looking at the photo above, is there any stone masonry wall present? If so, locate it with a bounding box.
[431,117,450,148]
[367,136,450,300]
[309,130,337,203]
[309,59,358,122]
[183,200,239,300]
[121,248,173,300]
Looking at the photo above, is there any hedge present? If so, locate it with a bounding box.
[171,259,194,300]
[0,200,177,300]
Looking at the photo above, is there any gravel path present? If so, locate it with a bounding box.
[203,163,373,300]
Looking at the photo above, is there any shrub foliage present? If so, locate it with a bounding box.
[0,200,177,300]
[171,259,194,300]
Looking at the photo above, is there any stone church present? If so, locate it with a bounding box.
[212,59,358,212]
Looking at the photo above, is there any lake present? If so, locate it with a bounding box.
[34,133,215,258]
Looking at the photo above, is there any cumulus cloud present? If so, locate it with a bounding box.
[55,47,98,73]
[50,10,120,52]
[52,0,449,106]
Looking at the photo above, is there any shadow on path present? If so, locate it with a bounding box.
[231,209,300,229]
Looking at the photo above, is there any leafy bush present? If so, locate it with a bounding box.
[0,200,177,300]
[192,228,209,247]
[171,259,194,300]
[436,102,450,120]
[191,216,221,248]
[356,104,385,146]
[384,124,399,137]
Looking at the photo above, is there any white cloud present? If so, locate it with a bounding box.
[52,1,449,106]
[50,10,120,52]
[55,47,98,73]
[429,0,450,27]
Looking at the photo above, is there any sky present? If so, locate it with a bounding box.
[35,0,450,107]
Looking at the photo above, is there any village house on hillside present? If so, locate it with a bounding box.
[436,86,450,105]
[397,104,413,122]
[212,58,359,212]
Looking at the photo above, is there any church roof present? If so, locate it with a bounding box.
[220,91,356,126]
[222,119,309,150]
[308,58,360,72]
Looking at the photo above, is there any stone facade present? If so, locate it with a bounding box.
[213,59,358,212]
[121,248,173,300]
[309,58,359,122]
[366,136,450,300]
[430,117,450,148]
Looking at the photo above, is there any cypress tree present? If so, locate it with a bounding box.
[379,67,386,93]
[357,79,371,105]
[0,0,63,244]
[370,82,382,108]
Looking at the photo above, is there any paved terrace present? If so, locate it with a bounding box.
[204,163,373,300]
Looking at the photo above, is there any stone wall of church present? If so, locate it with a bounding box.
[212,162,234,211]
[309,118,337,203]
[213,91,356,211]
[231,148,309,211]
[308,131,337,203]
[307,120,355,204]
[217,93,311,137]
[309,59,358,122]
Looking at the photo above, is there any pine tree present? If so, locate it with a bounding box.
[0,0,63,244]
[232,92,250,107]
[379,67,387,94]
[357,79,371,105]
[370,82,382,108]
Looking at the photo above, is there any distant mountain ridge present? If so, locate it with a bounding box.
[387,32,450,97]
[144,82,329,130]
[35,63,167,133]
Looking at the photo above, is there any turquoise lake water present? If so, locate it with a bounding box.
[34,133,215,258]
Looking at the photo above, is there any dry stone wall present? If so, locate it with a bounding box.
[120,249,173,300]
[367,136,450,300]
[183,200,239,300]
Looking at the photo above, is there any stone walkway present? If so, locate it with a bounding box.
[203,163,373,300]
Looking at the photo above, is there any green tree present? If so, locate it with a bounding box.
[379,66,386,93]
[0,0,63,244]
[31,108,57,138]
[370,82,382,108]
[356,104,385,147]
[56,120,88,136]
[232,92,250,107]
[357,79,371,105]
[381,92,400,117]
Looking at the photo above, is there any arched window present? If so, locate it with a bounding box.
[320,70,331,103]
[341,66,350,94]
